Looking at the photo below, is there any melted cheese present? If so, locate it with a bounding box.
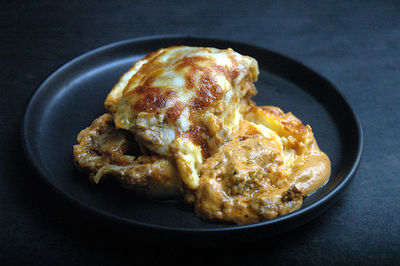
[105,46,258,189]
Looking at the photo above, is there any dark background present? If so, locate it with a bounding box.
[1,0,399,265]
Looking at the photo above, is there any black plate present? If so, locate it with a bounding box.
[22,36,362,239]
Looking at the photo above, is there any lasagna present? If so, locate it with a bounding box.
[73,46,331,224]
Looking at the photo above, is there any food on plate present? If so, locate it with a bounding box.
[73,46,331,224]
[73,113,180,198]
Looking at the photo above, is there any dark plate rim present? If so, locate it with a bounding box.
[21,35,363,233]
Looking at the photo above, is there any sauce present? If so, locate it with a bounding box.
[195,120,331,224]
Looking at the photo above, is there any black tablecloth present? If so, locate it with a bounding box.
[1,1,399,265]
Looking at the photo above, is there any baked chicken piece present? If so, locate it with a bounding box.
[73,113,181,198]
[104,46,258,190]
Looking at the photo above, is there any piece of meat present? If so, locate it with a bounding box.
[194,104,331,225]
[194,121,304,224]
[73,113,182,198]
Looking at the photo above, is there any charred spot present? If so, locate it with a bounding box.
[182,125,210,158]
[174,56,208,71]
[132,87,176,112]
[166,101,185,124]
[212,64,240,83]
[227,54,241,80]
[238,136,249,141]
[133,77,158,94]
[211,64,229,79]
[190,73,224,110]
[282,121,307,138]
[185,69,197,89]
[143,76,156,86]
[229,67,240,81]
[180,59,226,110]
[134,85,148,94]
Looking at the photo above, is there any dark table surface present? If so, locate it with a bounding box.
[1,1,399,265]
